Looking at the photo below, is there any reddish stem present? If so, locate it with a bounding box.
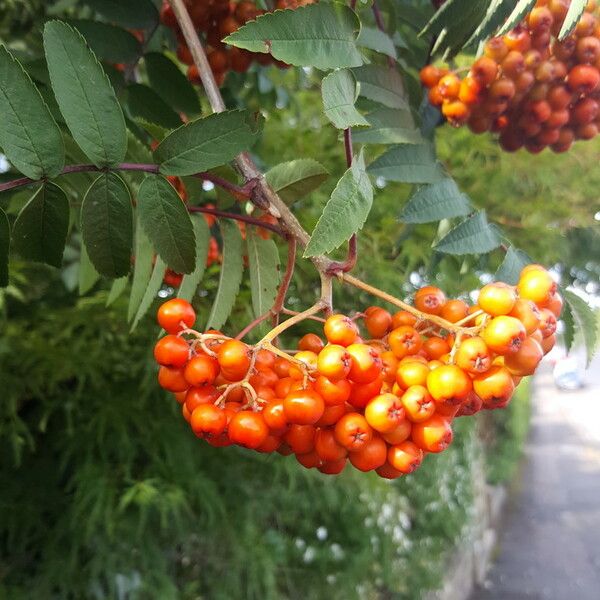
[235,311,272,340]
[372,2,396,69]
[271,237,297,327]
[0,163,250,198]
[187,206,283,235]
[326,129,358,275]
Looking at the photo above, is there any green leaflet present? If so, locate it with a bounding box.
[177,215,211,302]
[400,178,472,224]
[154,110,262,177]
[435,211,502,255]
[137,175,196,274]
[43,21,127,167]
[265,159,329,204]
[304,150,373,257]
[321,69,369,129]
[224,3,363,70]
[12,182,69,268]
[81,173,133,278]
[206,220,244,330]
[247,228,280,320]
[0,46,64,180]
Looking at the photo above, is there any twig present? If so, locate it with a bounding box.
[187,206,283,235]
[271,238,297,327]
[235,312,272,340]
[372,2,395,69]
[0,163,251,198]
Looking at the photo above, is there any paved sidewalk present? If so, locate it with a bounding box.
[472,355,600,600]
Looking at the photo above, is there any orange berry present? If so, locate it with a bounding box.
[157,298,196,334]
[440,299,469,323]
[387,440,424,473]
[426,364,472,406]
[504,337,544,376]
[388,326,423,359]
[316,344,351,381]
[482,316,526,354]
[478,282,517,316]
[334,413,373,451]
[323,314,359,346]
[348,435,388,472]
[346,343,383,384]
[414,286,446,315]
[517,269,556,306]
[401,385,436,423]
[454,336,492,375]
[364,393,406,433]
[396,360,430,389]
[473,365,515,409]
[364,306,393,338]
[411,414,453,453]
[509,298,542,335]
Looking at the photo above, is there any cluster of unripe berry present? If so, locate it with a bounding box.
[153,265,561,478]
[421,0,600,153]
[160,0,315,86]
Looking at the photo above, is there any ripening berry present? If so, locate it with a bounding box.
[505,27,532,53]
[575,11,597,37]
[414,285,446,315]
[426,364,473,406]
[228,411,269,449]
[567,64,600,94]
[438,73,461,99]
[391,310,418,328]
[349,435,388,472]
[190,404,227,438]
[509,298,542,335]
[334,412,373,451]
[154,335,190,367]
[473,365,515,409]
[539,308,558,338]
[572,97,600,124]
[346,343,383,384]
[388,326,423,359]
[400,385,436,423]
[552,36,577,61]
[551,127,575,152]
[428,85,444,106]
[478,282,517,316]
[411,414,453,453]
[315,428,347,462]
[388,441,424,473]
[323,314,359,346]
[440,299,469,323]
[442,100,470,126]
[157,298,196,333]
[365,393,406,433]
[364,306,392,338]
[528,6,554,32]
[471,56,498,86]
[517,268,556,305]
[420,65,445,88]
[184,354,219,386]
[500,51,525,78]
[458,78,483,106]
[485,37,509,61]
[158,365,189,392]
[547,292,564,318]
[482,316,526,354]
[504,337,544,376]
[455,336,492,375]
[489,78,516,103]
[576,122,599,138]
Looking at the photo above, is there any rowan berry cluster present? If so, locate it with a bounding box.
[160,0,315,86]
[153,265,561,478]
[421,0,600,153]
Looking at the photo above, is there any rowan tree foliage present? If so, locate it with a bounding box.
[0,0,598,598]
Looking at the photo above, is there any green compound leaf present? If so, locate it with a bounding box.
[137,175,196,274]
[83,0,159,30]
[304,149,373,257]
[207,220,244,330]
[128,218,154,322]
[106,276,129,307]
[43,20,127,167]
[66,20,142,64]
[126,84,182,130]
[265,159,329,204]
[224,3,363,70]
[367,143,445,184]
[78,242,101,295]
[562,289,598,367]
[81,173,133,278]
[435,211,502,255]
[558,0,587,40]
[178,214,211,302]
[352,65,407,109]
[131,255,167,331]
[400,178,472,224]
[144,53,200,116]
[497,0,537,35]
[0,45,64,179]
[321,69,369,129]
[154,110,262,177]
[495,246,532,285]
[12,182,69,268]
[357,26,397,58]
[247,227,280,320]
[351,107,423,145]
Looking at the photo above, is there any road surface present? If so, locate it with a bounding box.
[472,352,600,600]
